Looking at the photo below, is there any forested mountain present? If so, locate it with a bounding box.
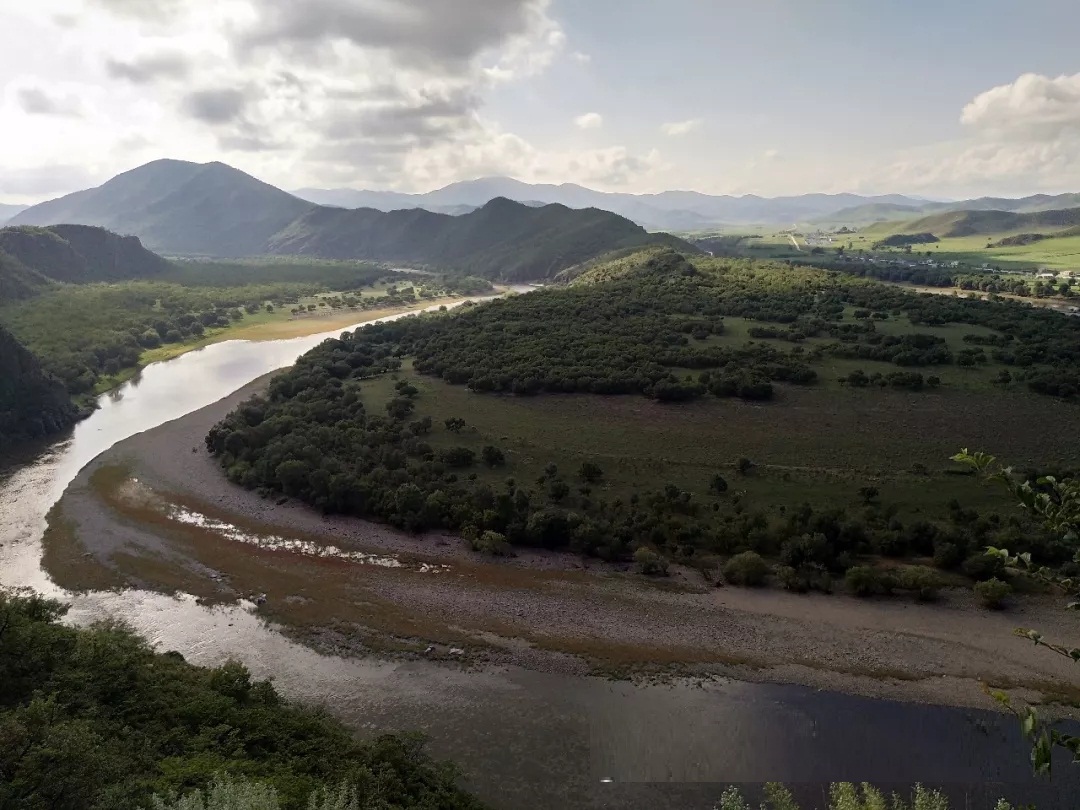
[0,324,79,448]
[0,248,54,303]
[268,197,694,281]
[13,161,690,276]
[11,159,315,257]
[0,224,171,286]
[293,177,927,230]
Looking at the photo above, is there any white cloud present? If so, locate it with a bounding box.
[862,72,1080,197]
[0,0,655,199]
[570,50,590,64]
[961,72,1080,140]
[573,112,603,130]
[661,118,701,136]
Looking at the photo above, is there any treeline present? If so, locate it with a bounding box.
[0,590,482,810]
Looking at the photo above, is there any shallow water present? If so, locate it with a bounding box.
[0,290,1077,808]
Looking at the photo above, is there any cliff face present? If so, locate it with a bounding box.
[0,325,79,448]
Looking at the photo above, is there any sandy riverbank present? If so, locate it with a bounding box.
[47,375,1080,712]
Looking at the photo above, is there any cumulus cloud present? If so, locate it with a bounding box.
[14,84,84,117]
[105,52,191,83]
[574,112,603,129]
[661,119,701,136]
[961,72,1080,140]
[866,72,1080,196]
[0,0,655,198]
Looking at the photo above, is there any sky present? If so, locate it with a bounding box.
[2,0,1080,204]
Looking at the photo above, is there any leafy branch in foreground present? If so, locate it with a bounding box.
[952,449,1080,774]
[714,782,1017,810]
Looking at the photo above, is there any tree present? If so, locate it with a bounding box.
[709,474,728,494]
[857,485,879,505]
[444,417,466,433]
[547,479,570,503]
[723,551,769,586]
[579,461,603,483]
[481,445,505,467]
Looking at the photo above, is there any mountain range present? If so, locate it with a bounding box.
[0,203,28,227]
[292,178,931,231]
[11,160,693,279]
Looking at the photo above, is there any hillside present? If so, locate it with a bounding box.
[266,197,696,281]
[0,203,28,226]
[293,177,928,229]
[829,193,1080,227]
[11,159,314,257]
[0,224,172,284]
[0,324,79,448]
[882,207,1080,239]
[0,249,54,302]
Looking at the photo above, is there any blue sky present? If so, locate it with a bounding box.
[2,0,1079,201]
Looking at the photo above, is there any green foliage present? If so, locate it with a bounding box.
[266,197,693,281]
[844,566,895,597]
[723,551,770,587]
[634,547,670,576]
[974,577,1012,609]
[0,325,78,448]
[713,783,1004,810]
[0,589,482,810]
[953,448,1080,774]
[896,566,945,602]
[469,531,510,556]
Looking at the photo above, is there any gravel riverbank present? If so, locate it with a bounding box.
[50,374,1080,712]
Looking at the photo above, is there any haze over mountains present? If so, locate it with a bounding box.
[292,179,930,231]
[11,160,690,280]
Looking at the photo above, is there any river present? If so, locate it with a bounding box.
[0,292,1076,809]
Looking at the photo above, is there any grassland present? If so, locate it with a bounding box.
[358,357,1080,532]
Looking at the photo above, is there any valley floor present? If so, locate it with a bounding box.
[45,376,1080,716]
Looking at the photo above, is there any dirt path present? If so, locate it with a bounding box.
[45,376,1080,713]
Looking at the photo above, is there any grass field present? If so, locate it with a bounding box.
[714,229,1080,273]
[360,360,1080,531]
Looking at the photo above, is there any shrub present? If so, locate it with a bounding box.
[896,566,945,602]
[932,541,964,570]
[723,551,770,587]
[481,445,506,467]
[709,473,728,494]
[974,577,1012,609]
[634,547,669,576]
[579,461,604,483]
[470,530,510,556]
[844,565,895,597]
[962,551,1006,581]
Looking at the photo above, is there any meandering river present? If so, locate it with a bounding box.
[0,292,1076,809]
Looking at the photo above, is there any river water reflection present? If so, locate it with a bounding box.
[0,291,1076,809]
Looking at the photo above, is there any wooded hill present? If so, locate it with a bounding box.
[0,323,80,448]
[12,160,694,279]
[0,224,171,295]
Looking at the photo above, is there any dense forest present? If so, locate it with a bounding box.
[0,245,489,408]
[0,590,482,810]
[0,325,80,448]
[207,251,1079,590]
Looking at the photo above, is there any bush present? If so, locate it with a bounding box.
[896,566,945,602]
[470,530,510,556]
[962,551,1006,581]
[481,445,505,467]
[634,547,669,576]
[974,577,1012,609]
[723,551,770,587]
[844,565,895,597]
